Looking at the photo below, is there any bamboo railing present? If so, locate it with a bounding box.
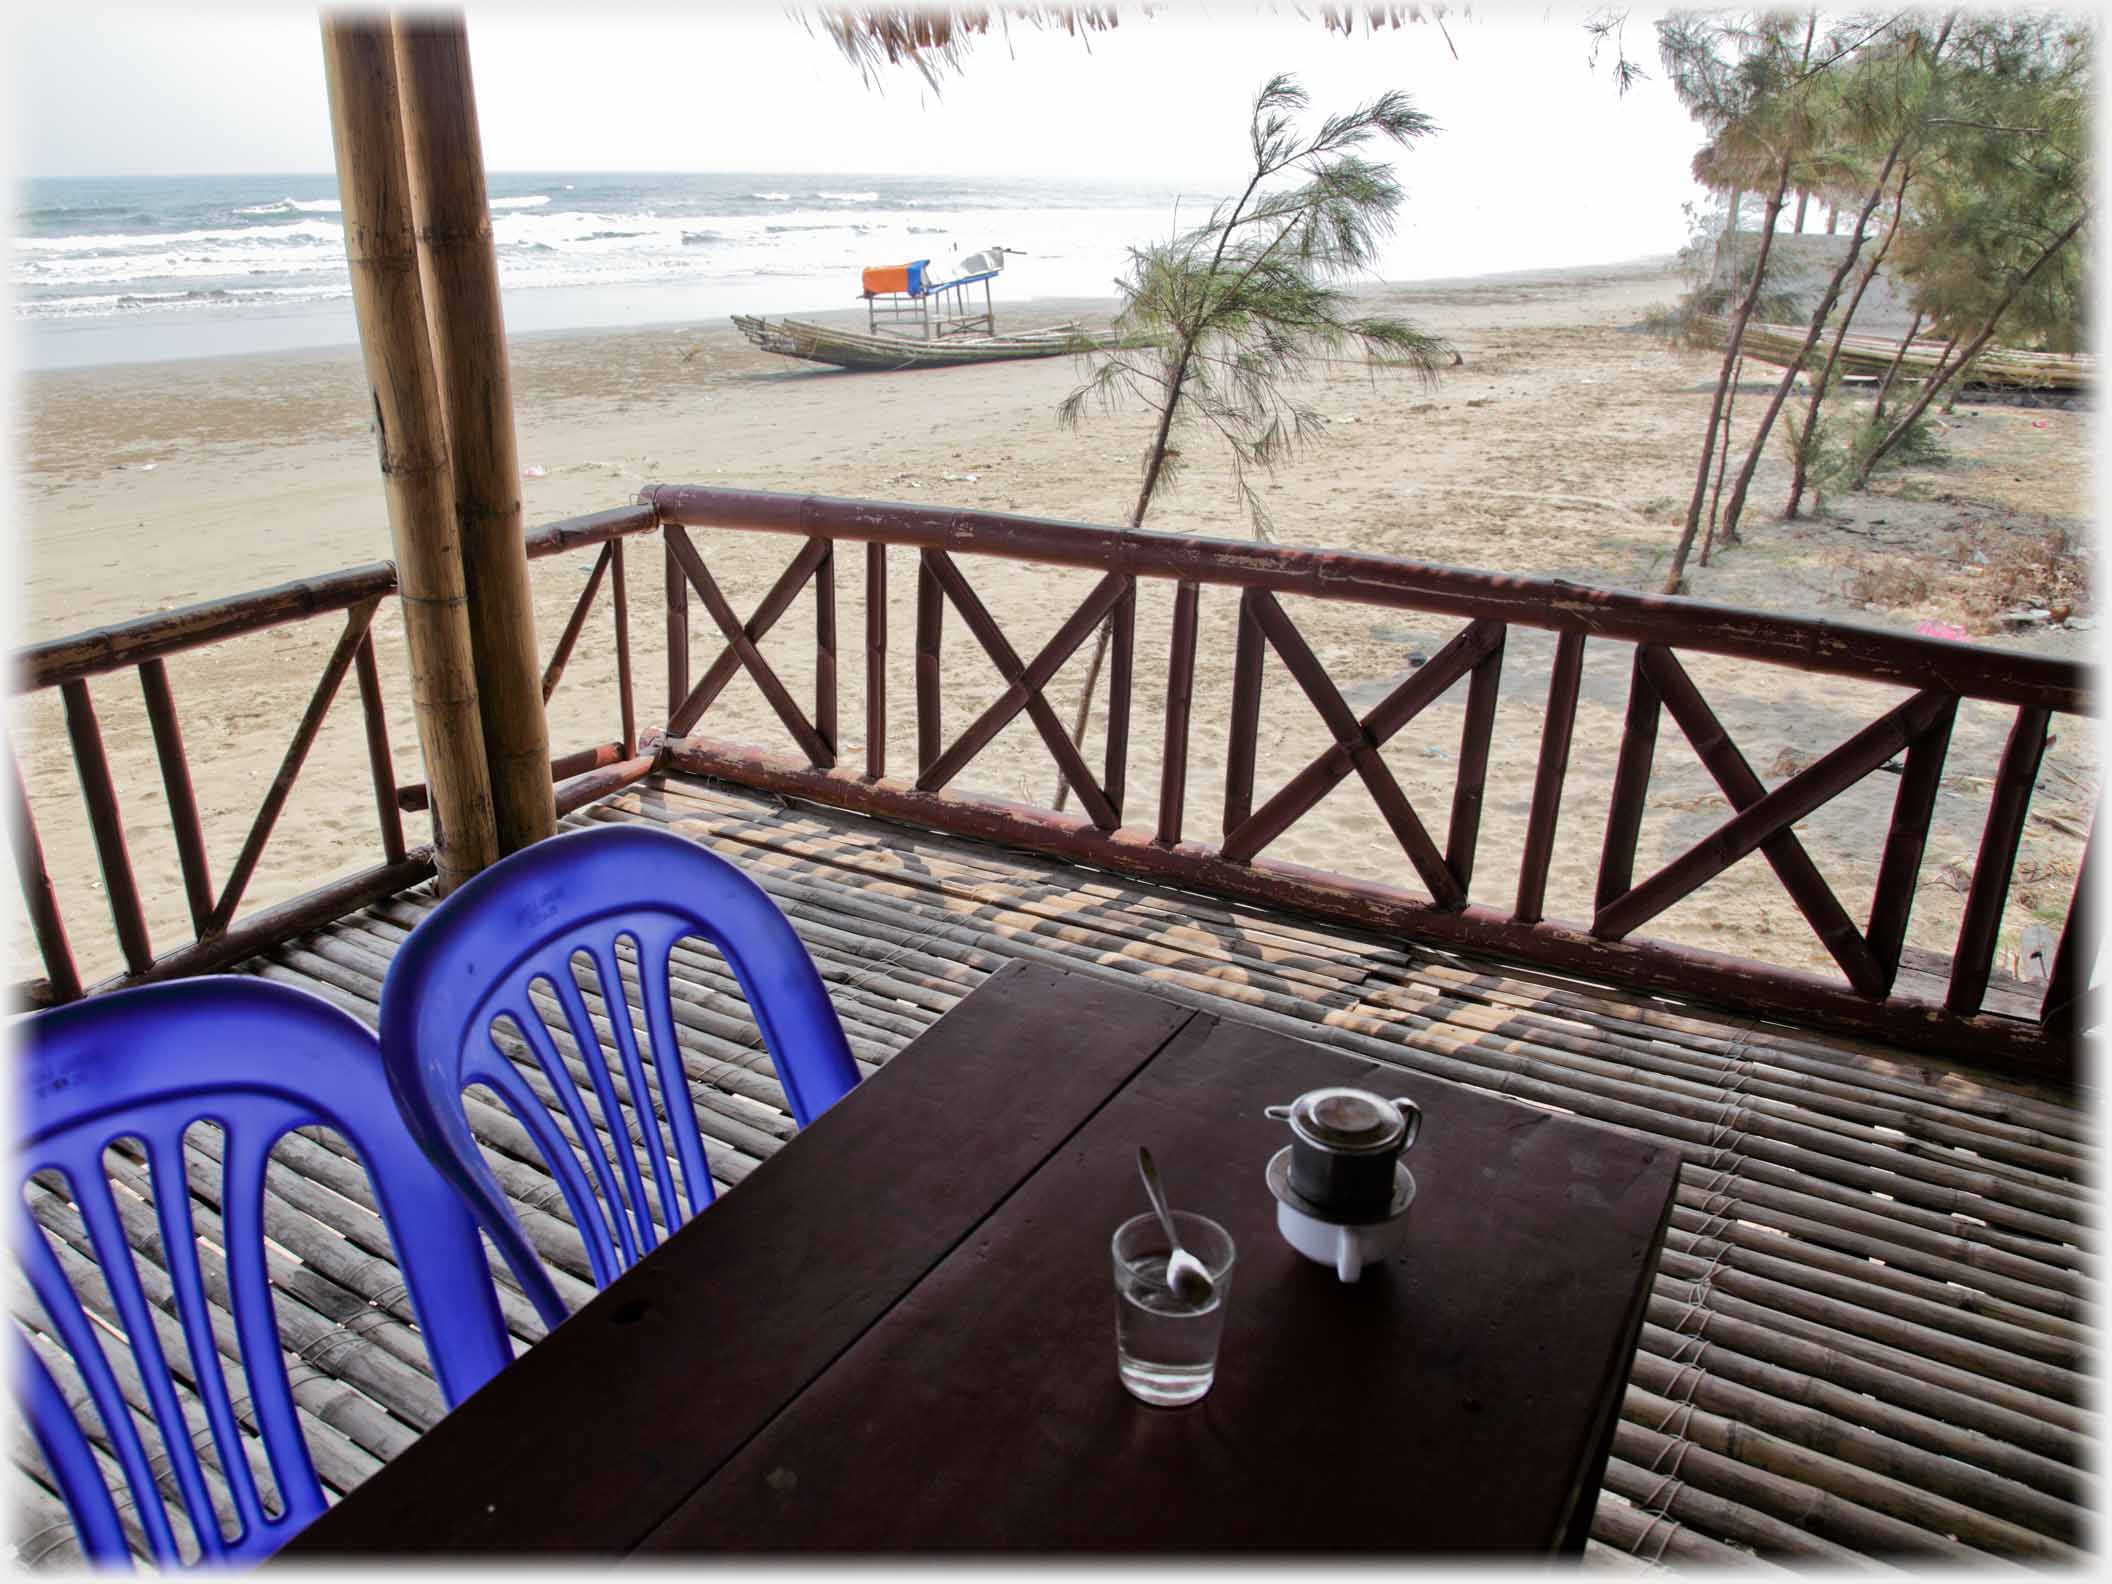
[7,506,658,1008]
[645,486,2093,1084]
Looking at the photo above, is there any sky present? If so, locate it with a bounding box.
[11,3,1708,205]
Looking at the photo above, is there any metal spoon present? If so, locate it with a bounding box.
[1136,1147,1216,1307]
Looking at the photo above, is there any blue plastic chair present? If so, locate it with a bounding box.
[377,823,860,1331]
[14,977,516,1566]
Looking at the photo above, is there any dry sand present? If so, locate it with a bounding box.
[12,259,2097,1001]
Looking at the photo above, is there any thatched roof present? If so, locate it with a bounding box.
[814,5,1537,90]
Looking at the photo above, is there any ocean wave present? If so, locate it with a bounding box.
[16,218,345,255]
[16,180,1193,329]
[235,196,342,215]
[24,203,139,221]
[19,283,320,319]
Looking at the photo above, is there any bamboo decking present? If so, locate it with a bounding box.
[9,772,2095,1567]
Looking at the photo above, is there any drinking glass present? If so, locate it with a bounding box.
[1111,1210,1235,1407]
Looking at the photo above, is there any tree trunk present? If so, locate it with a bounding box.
[1787,161,1917,518]
[1857,212,2086,482]
[1662,162,1796,594]
[1700,357,1741,567]
[1717,114,1921,541]
[1794,188,1810,233]
[1869,310,1928,429]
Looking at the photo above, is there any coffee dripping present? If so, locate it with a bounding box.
[1262,1086,1422,1281]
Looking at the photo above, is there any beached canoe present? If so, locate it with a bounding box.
[731,314,1142,372]
[1695,314,2093,391]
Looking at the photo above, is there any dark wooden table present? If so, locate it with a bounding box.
[287,960,1677,1557]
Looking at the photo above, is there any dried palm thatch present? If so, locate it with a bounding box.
[808,4,1609,92]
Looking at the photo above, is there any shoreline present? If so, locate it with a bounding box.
[16,252,1684,377]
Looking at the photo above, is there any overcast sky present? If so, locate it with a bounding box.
[13,4,1705,204]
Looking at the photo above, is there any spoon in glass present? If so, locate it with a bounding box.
[1136,1146,1216,1307]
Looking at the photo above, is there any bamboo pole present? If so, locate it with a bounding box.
[320,14,497,894]
[1600,1455,1865,1566]
[392,13,553,856]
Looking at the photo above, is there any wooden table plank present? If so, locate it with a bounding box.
[284,959,1199,1556]
[638,1014,1679,1554]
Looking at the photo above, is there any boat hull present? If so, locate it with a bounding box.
[732,315,1136,371]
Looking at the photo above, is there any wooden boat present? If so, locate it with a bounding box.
[731,314,1142,372]
[1695,314,2092,391]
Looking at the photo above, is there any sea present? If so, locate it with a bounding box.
[13,170,1212,372]
[14,169,1681,375]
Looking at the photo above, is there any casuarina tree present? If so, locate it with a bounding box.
[1047,72,1451,811]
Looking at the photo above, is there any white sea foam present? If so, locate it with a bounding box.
[235,196,343,215]
[16,218,345,255]
[14,175,1196,339]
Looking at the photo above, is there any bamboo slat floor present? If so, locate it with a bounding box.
[9,771,2095,1566]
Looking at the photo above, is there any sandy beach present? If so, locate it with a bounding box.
[12,258,2095,996]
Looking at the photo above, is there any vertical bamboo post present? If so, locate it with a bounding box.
[1156,580,1200,848]
[321,14,497,893]
[393,12,554,856]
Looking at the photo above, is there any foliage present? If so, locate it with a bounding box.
[1655,8,1828,589]
[1045,72,1447,811]
[1654,7,2091,579]
[1850,400,1947,473]
[1886,13,2092,354]
[815,5,1648,93]
[1642,207,1808,345]
[1787,390,1945,513]
[1058,72,1450,540]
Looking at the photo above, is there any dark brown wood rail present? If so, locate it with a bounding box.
[9,485,2091,1083]
[8,505,660,1008]
[644,485,2094,1083]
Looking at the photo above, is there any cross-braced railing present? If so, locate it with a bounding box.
[646,485,2094,1084]
[8,506,659,1006]
[11,488,2092,1082]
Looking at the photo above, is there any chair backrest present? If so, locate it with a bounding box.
[377,823,860,1331]
[13,977,515,1566]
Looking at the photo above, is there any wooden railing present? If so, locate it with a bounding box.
[11,488,2093,1082]
[646,485,2094,1083]
[8,506,658,1008]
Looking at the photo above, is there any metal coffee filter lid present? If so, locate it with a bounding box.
[1282,1086,1406,1154]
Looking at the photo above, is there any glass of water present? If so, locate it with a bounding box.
[1111,1210,1235,1407]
